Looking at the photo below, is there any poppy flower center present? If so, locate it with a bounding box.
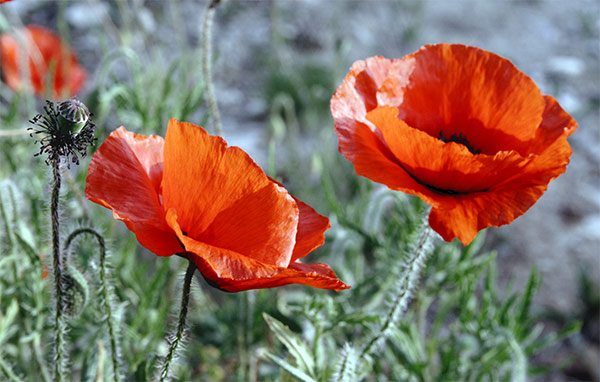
[438,131,481,155]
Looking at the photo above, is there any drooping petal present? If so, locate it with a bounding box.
[368,106,532,193]
[211,261,351,293]
[85,127,181,256]
[165,208,283,280]
[263,178,332,263]
[167,202,347,292]
[161,119,298,268]
[168,206,347,292]
[290,198,331,262]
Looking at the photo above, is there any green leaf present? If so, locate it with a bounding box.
[525,321,581,354]
[517,267,541,330]
[263,313,316,378]
[0,300,19,345]
[262,351,317,382]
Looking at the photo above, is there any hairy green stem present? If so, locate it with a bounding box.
[159,261,196,382]
[51,160,66,382]
[360,210,433,359]
[201,0,223,135]
[63,228,120,382]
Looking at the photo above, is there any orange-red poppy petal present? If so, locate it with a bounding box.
[290,197,331,262]
[0,33,20,90]
[161,119,298,268]
[85,127,181,256]
[0,25,86,98]
[524,95,578,155]
[428,127,573,244]
[167,208,348,292]
[166,208,349,292]
[166,208,280,280]
[211,261,351,293]
[392,45,545,153]
[332,44,577,245]
[367,106,532,193]
[333,47,547,156]
[334,116,458,209]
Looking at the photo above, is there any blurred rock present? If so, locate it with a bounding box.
[65,2,108,29]
[548,56,585,77]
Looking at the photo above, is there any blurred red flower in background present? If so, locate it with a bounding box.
[331,44,577,245]
[0,25,86,99]
[85,120,349,292]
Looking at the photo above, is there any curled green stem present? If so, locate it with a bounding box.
[201,0,223,135]
[159,261,196,382]
[51,159,66,382]
[63,228,120,382]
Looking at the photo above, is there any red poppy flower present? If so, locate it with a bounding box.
[331,44,577,245]
[85,120,349,292]
[0,25,86,99]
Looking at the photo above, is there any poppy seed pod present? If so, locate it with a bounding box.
[29,99,96,165]
[57,98,90,136]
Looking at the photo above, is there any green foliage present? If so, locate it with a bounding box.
[89,48,207,137]
[262,205,580,382]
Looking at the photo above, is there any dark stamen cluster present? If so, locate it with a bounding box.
[29,99,97,166]
[438,131,481,155]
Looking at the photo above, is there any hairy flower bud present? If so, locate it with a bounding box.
[62,264,89,317]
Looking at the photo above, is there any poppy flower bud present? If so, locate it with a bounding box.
[57,98,90,136]
[62,264,89,317]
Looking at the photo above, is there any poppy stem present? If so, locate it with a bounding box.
[63,228,121,382]
[159,260,196,382]
[50,159,67,382]
[201,0,223,136]
[359,207,433,360]
[236,290,255,381]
